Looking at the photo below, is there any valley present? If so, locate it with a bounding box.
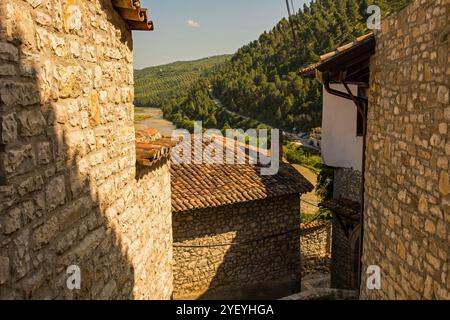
[135,107,177,137]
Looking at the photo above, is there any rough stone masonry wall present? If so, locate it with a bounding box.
[331,168,361,289]
[334,167,361,203]
[172,195,302,300]
[330,216,359,290]
[361,0,449,299]
[0,0,172,299]
[300,220,331,275]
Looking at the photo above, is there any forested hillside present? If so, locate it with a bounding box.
[159,0,412,133]
[161,78,271,132]
[134,55,230,107]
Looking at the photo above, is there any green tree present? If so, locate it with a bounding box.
[158,0,412,133]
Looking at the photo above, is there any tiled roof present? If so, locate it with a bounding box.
[136,128,161,143]
[299,33,374,76]
[112,0,154,31]
[171,135,314,213]
[136,129,177,167]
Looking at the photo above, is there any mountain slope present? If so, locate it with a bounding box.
[211,0,412,131]
[161,0,412,133]
[134,54,231,107]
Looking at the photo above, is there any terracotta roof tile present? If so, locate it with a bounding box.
[136,128,177,167]
[112,0,154,31]
[299,32,374,76]
[136,128,161,143]
[171,135,314,213]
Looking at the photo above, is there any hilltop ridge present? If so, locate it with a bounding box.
[134,55,231,107]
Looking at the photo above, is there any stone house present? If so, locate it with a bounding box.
[0,0,174,299]
[170,135,313,299]
[300,0,449,299]
[299,220,332,277]
[300,33,375,290]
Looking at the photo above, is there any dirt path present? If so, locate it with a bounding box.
[293,165,320,214]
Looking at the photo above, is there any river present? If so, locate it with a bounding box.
[135,107,177,137]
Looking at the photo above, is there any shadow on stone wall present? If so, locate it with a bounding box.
[173,176,303,300]
[0,2,136,299]
[300,221,331,276]
[197,229,302,300]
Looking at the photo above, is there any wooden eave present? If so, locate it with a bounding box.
[317,36,375,85]
[299,33,376,85]
[112,0,154,31]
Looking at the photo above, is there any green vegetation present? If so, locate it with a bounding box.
[161,78,272,133]
[133,0,412,225]
[210,0,412,132]
[369,0,413,13]
[283,142,333,221]
[134,55,231,107]
[284,142,333,204]
[132,1,412,225]
[157,0,410,200]
[301,210,332,224]
[284,143,321,172]
[316,165,334,201]
[155,0,412,134]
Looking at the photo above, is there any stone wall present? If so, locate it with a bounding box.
[172,194,302,300]
[361,0,449,299]
[330,216,359,290]
[300,220,331,275]
[0,0,173,299]
[334,167,361,203]
[331,167,361,289]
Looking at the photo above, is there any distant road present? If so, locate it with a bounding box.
[208,89,319,150]
[208,89,262,125]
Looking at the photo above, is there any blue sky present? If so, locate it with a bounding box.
[134,0,310,69]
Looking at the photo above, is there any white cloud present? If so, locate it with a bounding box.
[187,19,200,28]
